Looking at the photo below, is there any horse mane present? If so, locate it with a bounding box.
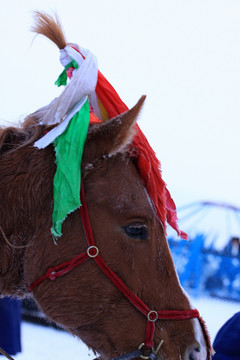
[0,116,48,154]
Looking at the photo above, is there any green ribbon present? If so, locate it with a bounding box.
[51,99,90,239]
[55,59,79,87]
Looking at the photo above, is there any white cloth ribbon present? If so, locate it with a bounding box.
[34,45,98,149]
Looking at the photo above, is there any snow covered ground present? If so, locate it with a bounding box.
[13,296,239,360]
[14,321,95,360]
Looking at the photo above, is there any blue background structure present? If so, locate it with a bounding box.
[168,202,240,301]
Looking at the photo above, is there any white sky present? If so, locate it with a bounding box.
[1,0,240,210]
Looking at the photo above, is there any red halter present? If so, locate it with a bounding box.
[29,180,211,357]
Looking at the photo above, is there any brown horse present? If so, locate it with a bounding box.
[0,12,210,360]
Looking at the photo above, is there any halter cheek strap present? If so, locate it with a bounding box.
[29,180,212,358]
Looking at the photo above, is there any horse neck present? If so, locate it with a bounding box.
[0,145,55,296]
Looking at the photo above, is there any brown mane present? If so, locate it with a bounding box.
[0,117,54,155]
[0,117,40,154]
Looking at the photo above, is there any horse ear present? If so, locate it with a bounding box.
[83,96,146,164]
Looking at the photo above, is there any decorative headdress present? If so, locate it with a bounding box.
[34,43,187,241]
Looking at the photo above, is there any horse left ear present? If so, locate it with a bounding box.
[83,96,146,164]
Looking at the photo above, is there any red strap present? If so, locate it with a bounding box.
[29,251,89,291]
[145,321,155,348]
[94,254,150,316]
[157,309,199,320]
[80,183,95,247]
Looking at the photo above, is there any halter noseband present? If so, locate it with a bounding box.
[29,180,211,359]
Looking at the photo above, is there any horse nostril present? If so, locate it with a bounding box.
[188,346,203,360]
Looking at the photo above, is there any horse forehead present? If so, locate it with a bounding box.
[86,157,150,210]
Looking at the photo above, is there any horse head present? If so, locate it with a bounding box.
[0,12,211,360]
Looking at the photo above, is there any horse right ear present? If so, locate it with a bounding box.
[83,96,146,164]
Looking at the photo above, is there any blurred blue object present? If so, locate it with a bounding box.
[0,297,21,355]
[167,200,240,301]
[213,312,240,359]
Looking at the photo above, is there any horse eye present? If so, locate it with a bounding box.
[123,224,148,240]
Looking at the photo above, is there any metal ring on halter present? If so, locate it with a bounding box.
[138,343,151,360]
[147,310,158,322]
[87,246,99,258]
